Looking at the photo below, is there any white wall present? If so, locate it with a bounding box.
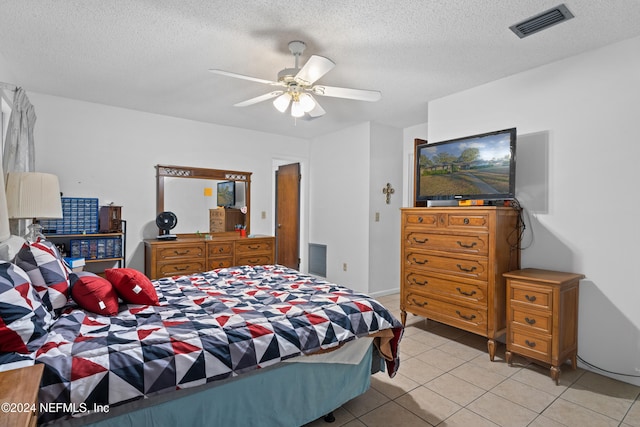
[368,123,403,296]
[29,93,310,271]
[309,123,371,292]
[429,35,640,386]
[402,123,429,207]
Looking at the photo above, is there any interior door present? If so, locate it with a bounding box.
[275,163,300,269]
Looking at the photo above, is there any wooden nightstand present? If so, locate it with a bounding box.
[503,268,584,384]
[0,364,44,427]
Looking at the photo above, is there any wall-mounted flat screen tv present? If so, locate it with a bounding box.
[415,128,516,206]
[217,181,235,207]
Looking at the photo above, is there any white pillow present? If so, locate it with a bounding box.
[0,235,27,262]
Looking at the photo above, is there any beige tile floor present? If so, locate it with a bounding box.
[306,293,640,427]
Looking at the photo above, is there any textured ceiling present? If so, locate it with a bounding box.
[1,1,640,139]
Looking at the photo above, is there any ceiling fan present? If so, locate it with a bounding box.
[209,41,381,119]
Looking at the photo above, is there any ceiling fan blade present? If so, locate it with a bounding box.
[209,69,279,85]
[234,91,283,107]
[306,96,326,118]
[311,85,381,102]
[294,55,335,86]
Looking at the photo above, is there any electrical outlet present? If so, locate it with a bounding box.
[261,211,266,219]
[375,212,380,222]
[343,263,347,272]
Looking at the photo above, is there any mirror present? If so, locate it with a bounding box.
[156,165,251,236]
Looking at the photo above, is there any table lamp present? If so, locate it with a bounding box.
[5,172,63,242]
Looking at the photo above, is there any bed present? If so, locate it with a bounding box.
[0,239,402,427]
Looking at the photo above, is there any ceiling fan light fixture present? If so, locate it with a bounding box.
[273,93,291,113]
[299,93,316,113]
[290,101,305,118]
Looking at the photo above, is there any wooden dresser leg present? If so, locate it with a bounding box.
[570,353,577,370]
[400,310,407,326]
[505,350,512,366]
[550,365,561,385]
[487,339,496,361]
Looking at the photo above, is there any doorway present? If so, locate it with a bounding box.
[275,163,300,269]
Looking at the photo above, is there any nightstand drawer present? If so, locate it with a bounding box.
[404,231,488,255]
[510,329,551,361]
[510,283,552,310]
[511,308,552,334]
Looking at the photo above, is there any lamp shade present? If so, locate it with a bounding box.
[5,172,63,220]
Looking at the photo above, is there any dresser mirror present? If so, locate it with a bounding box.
[156,164,251,236]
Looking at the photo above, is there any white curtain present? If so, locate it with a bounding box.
[3,87,37,236]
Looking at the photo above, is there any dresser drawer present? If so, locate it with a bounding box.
[510,282,552,311]
[404,211,439,228]
[157,260,207,278]
[157,243,205,261]
[404,251,488,281]
[511,307,552,334]
[510,329,552,361]
[404,269,487,305]
[404,230,488,255]
[208,257,234,270]
[404,292,487,335]
[235,254,273,266]
[443,212,490,230]
[208,242,233,257]
[235,239,274,255]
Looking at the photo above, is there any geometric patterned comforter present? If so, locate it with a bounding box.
[32,265,403,424]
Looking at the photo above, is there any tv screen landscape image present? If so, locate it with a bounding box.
[217,181,235,207]
[415,128,516,204]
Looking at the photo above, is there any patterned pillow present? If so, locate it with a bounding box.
[105,268,159,306]
[14,239,71,313]
[0,261,53,353]
[69,272,120,316]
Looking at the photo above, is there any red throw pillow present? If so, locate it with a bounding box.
[105,268,159,305]
[70,272,120,316]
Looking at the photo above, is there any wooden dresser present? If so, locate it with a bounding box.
[503,268,584,384]
[400,206,521,360]
[145,235,275,280]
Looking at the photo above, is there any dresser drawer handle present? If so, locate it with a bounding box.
[218,247,225,253]
[173,266,189,271]
[456,264,477,273]
[456,288,476,297]
[525,295,537,302]
[411,298,427,307]
[417,216,423,223]
[525,317,536,325]
[412,278,428,286]
[525,340,536,348]
[413,237,429,244]
[412,257,428,265]
[456,241,477,249]
[174,250,191,255]
[456,310,476,321]
[463,218,470,225]
[247,245,261,250]
[246,258,261,264]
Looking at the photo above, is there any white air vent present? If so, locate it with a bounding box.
[510,4,574,38]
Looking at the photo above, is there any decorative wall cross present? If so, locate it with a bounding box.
[382,183,395,204]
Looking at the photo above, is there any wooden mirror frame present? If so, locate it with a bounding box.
[156,164,251,236]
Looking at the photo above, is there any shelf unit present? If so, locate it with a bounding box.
[45,221,127,274]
